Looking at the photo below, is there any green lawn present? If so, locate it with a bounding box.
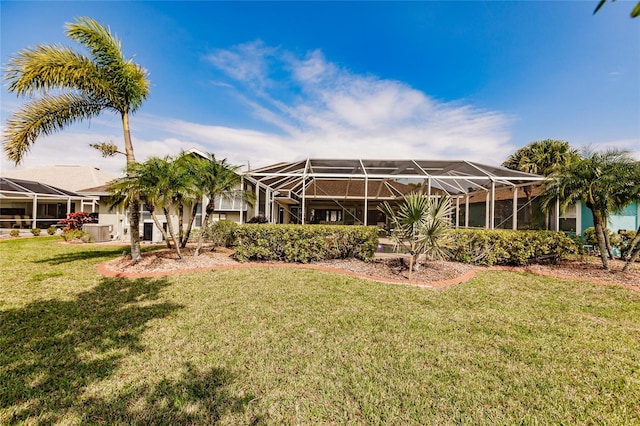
[1,237,639,424]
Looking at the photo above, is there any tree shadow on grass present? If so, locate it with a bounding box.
[0,276,261,424]
[33,247,130,264]
[34,245,164,265]
[83,363,266,425]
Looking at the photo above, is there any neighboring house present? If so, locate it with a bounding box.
[0,177,97,231]
[1,165,118,192]
[464,183,640,235]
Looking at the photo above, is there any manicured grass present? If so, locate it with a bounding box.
[1,237,639,424]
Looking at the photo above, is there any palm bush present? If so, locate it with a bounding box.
[378,193,453,278]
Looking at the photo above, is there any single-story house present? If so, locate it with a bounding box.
[0,176,98,231]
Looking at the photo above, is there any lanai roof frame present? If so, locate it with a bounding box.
[245,158,545,227]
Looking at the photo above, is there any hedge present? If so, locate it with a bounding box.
[449,229,579,266]
[234,224,379,263]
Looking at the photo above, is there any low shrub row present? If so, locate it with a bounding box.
[234,224,379,263]
[449,229,579,266]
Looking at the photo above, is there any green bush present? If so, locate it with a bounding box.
[234,224,379,263]
[62,229,92,243]
[449,229,579,266]
[618,229,638,258]
[583,227,637,258]
[9,229,20,237]
[204,220,238,247]
[30,228,41,236]
[47,226,57,235]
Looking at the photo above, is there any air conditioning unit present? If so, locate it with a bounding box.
[82,224,111,242]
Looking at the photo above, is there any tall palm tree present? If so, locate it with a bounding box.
[378,193,452,280]
[3,17,149,263]
[503,140,578,228]
[194,157,245,257]
[543,149,637,270]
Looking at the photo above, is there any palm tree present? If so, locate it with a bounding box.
[107,161,172,248]
[543,149,637,270]
[3,17,149,263]
[172,153,204,248]
[378,193,452,280]
[193,157,245,257]
[503,140,579,229]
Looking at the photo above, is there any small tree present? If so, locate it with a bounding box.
[59,212,94,231]
[378,193,453,280]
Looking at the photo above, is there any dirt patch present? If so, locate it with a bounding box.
[99,246,639,290]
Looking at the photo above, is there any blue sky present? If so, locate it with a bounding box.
[1,1,638,175]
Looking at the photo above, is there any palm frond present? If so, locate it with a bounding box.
[4,45,109,99]
[66,17,149,112]
[3,93,106,164]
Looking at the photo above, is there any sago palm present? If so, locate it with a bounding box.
[379,193,452,279]
[3,17,149,263]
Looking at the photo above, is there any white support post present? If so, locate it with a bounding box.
[364,177,369,226]
[301,177,306,225]
[455,197,460,228]
[240,178,244,224]
[67,197,71,217]
[465,195,469,228]
[512,187,518,230]
[490,181,495,230]
[32,196,38,229]
[485,191,490,229]
[427,177,432,199]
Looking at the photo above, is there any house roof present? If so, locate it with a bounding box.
[0,177,94,200]
[1,165,118,192]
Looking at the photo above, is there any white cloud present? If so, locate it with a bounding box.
[203,41,517,166]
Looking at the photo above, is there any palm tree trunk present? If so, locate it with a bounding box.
[524,186,533,228]
[603,228,615,260]
[148,205,171,248]
[592,210,610,270]
[623,225,640,272]
[129,198,142,263]
[122,110,142,264]
[177,201,185,246]
[181,202,199,248]
[194,202,214,257]
[163,207,182,259]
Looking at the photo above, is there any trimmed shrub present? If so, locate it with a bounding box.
[9,229,20,237]
[449,229,579,266]
[234,224,378,263]
[62,229,92,243]
[30,228,41,236]
[47,226,57,235]
[204,220,237,247]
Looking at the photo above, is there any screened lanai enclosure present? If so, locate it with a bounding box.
[0,177,98,230]
[244,159,556,230]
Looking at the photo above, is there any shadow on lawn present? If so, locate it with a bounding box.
[0,276,260,424]
[33,247,129,264]
[34,245,164,265]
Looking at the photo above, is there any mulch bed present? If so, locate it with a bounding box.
[98,245,640,290]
